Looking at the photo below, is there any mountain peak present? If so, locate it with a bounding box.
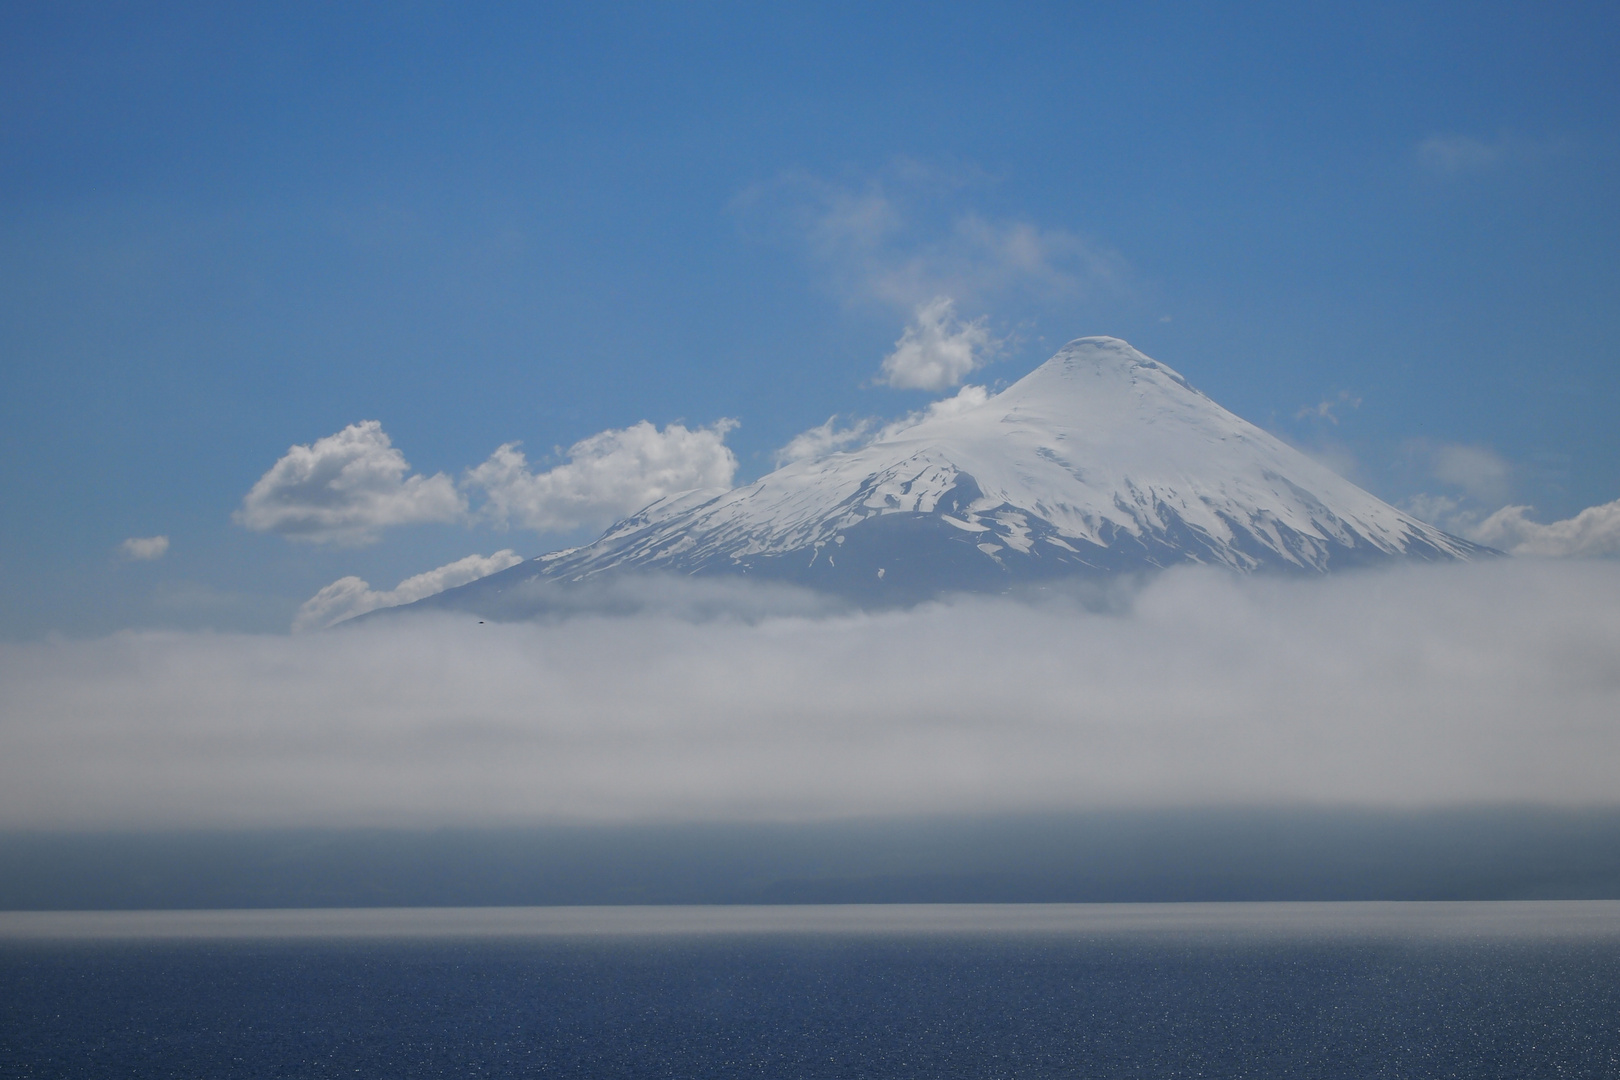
[1008,336,1194,401]
[412,339,1489,615]
[1047,334,1166,371]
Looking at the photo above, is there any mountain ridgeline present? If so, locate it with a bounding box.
[405,338,1487,616]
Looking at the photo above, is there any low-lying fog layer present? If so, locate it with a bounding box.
[2,560,1617,828]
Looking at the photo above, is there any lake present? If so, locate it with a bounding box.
[4,903,1618,1077]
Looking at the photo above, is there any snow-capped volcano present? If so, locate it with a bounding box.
[426,338,1486,609]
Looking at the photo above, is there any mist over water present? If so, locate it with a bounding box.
[1,559,1617,829]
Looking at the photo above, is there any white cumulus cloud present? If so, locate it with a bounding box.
[293,550,525,632]
[235,421,464,546]
[466,420,739,534]
[119,536,169,561]
[1399,444,1619,558]
[1471,499,1620,558]
[879,297,997,390]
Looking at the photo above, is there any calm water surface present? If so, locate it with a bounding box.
[3,903,1618,1078]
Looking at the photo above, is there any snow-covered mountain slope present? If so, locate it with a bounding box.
[421,337,1488,610]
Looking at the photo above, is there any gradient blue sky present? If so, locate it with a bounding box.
[3,2,1617,635]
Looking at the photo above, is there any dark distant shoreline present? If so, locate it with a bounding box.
[7,901,1620,941]
[3,806,1618,911]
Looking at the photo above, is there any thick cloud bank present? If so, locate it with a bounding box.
[2,561,1617,829]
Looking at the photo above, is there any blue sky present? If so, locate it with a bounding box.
[3,1,1618,636]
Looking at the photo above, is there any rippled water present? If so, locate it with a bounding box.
[3,904,1618,1078]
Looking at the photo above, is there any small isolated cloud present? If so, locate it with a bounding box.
[870,215,1119,312]
[775,384,993,465]
[1399,493,1467,530]
[869,384,993,442]
[775,384,994,466]
[467,420,739,534]
[900,383,991,426]
[774,416,879,467]
[734,166,1125,313]
[294,550,524,632]
[1400,443,1520,537]
[879,297,997,390]
[1294,390,1362,425]
[1417,134,1510,174]
[804,180,903,258]
[119,535,169,561]
[1471,498,1620,558]
[734,164,1123,406]
[1416,132,1560,178]
[1430,444,1512,503]
[235,421,464,546]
